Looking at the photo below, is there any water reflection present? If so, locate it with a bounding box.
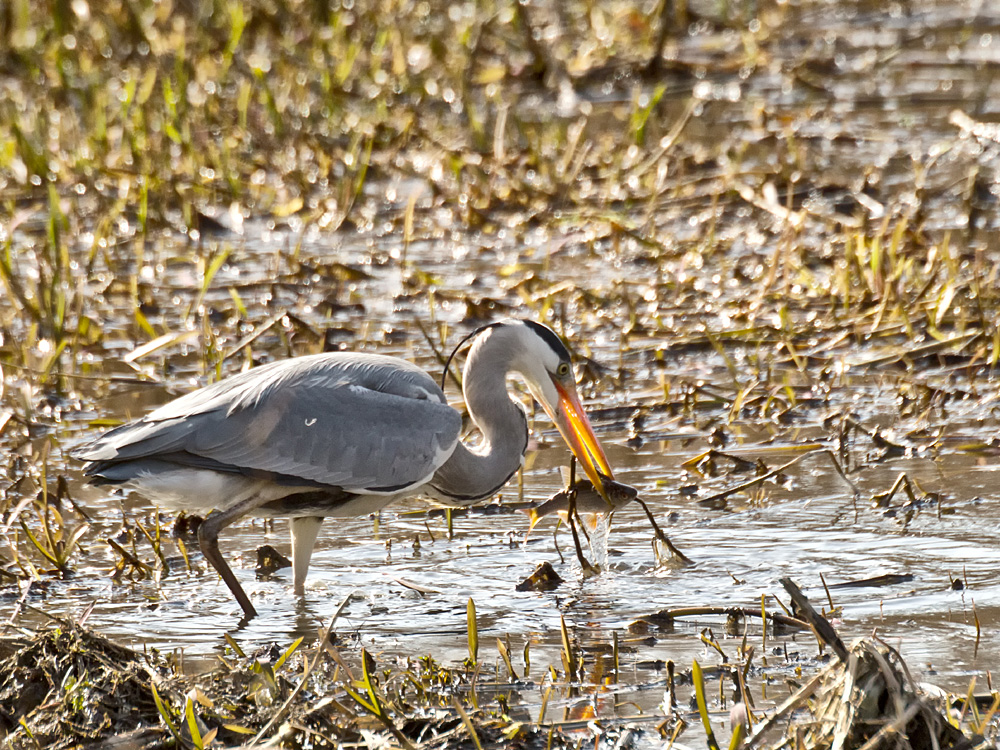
[23,421,1000,697]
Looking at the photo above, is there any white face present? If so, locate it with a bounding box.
[487,319,614,495]
[506,322,568,412]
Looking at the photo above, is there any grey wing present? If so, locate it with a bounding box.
[74,354,463,493]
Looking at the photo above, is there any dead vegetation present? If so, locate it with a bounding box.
[770,639,984,750]
[0,616,583,749]
[1,587,994,750]
[1,0,1000,747]
[745,580,994,750]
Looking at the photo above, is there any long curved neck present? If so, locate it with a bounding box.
[430,331,528,504]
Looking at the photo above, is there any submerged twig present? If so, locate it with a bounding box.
[695,448,858,507]
[635,496,693,566]
[645,605,808,632]
[780,577,849,663]
[695,450,816,506]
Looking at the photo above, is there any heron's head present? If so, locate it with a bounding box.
[474,319,616,499]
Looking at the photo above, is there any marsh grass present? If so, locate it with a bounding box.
[1,0,1000,746]
[16,592,864,747]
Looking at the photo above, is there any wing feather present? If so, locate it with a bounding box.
[74,353,462,493]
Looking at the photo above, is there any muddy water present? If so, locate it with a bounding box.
[6,0,1000,736]
[39,405,1000,722]
[35,219,999,706]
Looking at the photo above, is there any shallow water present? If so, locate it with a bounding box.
[33,219,1000,707]
[10,231,1000,744]
[46,425,999,675]
[4,0,1000,742]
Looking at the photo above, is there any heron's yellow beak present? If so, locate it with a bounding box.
[548,381,614,501]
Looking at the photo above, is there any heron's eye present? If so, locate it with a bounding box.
[556,362,571,377]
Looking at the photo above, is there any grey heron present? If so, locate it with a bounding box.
[73,319,615,620]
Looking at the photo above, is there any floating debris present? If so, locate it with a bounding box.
[515,561,564,592]
[826,573,916,590]
[255,544,291,576]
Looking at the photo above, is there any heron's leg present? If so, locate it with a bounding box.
[290,516,324,596]
[197,492,270,620]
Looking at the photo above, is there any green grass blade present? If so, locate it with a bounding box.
[223,633,246,659]
[150,683,180,740]
[692,659,721,750]
[274,636,304,672]
[360,649,385,718]
[467,598,479,664]
[185,696,204,749]
[560,615,576,682]
[19,519,60,568]
[728,720,745,750]
[496,637,516,679]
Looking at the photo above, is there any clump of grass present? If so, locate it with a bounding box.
[17,501,89,578]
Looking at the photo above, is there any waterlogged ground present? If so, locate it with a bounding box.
[2,0,1000,746]
[14,222,1000,729]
